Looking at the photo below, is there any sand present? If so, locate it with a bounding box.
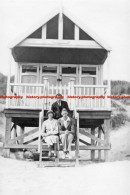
[1,122,130,195]
[0,156,130,195]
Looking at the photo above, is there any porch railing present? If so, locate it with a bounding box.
[73,84,110,110]
[6,80,111,110]
[6,83,45,109]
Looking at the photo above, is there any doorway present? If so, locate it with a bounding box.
[41,64,78,86]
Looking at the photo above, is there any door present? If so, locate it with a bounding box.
[40,64,78,107]
[41,64,59,85]
[41,64,78,86]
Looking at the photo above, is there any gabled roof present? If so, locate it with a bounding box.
[9,6,111,51]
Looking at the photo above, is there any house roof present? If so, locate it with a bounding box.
[9,6,111,51]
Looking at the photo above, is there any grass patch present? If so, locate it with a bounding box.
[111,112,130,129]
[111,100,130,129]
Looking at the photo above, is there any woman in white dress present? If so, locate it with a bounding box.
[41,110,59,157]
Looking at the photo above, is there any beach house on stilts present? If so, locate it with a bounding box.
[4,5,112,166]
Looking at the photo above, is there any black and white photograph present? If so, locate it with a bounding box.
[0,0,130,194]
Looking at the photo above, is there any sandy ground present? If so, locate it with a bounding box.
[110,122,130,161]
[0,122,130,195]
[109,104,130,161]
[0,156,130,195]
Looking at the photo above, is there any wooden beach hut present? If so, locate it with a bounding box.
[4,6,112,165]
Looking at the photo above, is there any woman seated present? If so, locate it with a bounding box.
[41,110,59,157]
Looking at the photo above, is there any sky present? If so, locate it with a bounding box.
[0,0,129,81]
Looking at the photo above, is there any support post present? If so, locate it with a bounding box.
[75,112,79,166]
[19,126,25,144]
[107,51,111,110]
[98,126,102,161]
[13,124,17,144]
[3,117,12,157]
[91,127,95,161]
[38,111,43,168]
[6,49,12,108]
[104,119,111,162]
[14,62,18,83]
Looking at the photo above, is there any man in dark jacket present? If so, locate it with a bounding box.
[51,93,70,119]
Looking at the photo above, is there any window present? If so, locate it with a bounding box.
[81,66,97,85]
[42,66,57,73]
[27,27,42,39]
[82,67,96,75]
[21,65,38,84]
[63,15,74,40]
[46,15,58,39]
[62,67,76,74]
[79,28,93,40]
[22,65,37,73]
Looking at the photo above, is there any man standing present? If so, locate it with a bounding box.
[51,93,70,119]
[58,108,75,159]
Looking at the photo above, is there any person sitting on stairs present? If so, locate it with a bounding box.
[51,93,70,119]
[41,110,59,158]
[58,108,75,159]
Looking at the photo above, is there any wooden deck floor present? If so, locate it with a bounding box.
[4,108,111,128]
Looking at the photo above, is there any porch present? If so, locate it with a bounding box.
[4,81,111,164]
[6,80,111,111]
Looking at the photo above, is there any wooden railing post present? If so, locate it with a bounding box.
[70,78,75,110]
[68,82,71,108]
[43,77,48,110]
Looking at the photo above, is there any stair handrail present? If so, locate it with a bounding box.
[38,84,45,153]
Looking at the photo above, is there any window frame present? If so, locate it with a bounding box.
[79,65,98,85]
[19,63,39,83]
[60,64,79,84]
[40,63,59,84]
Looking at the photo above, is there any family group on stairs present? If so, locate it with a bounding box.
[41,93,75,159]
